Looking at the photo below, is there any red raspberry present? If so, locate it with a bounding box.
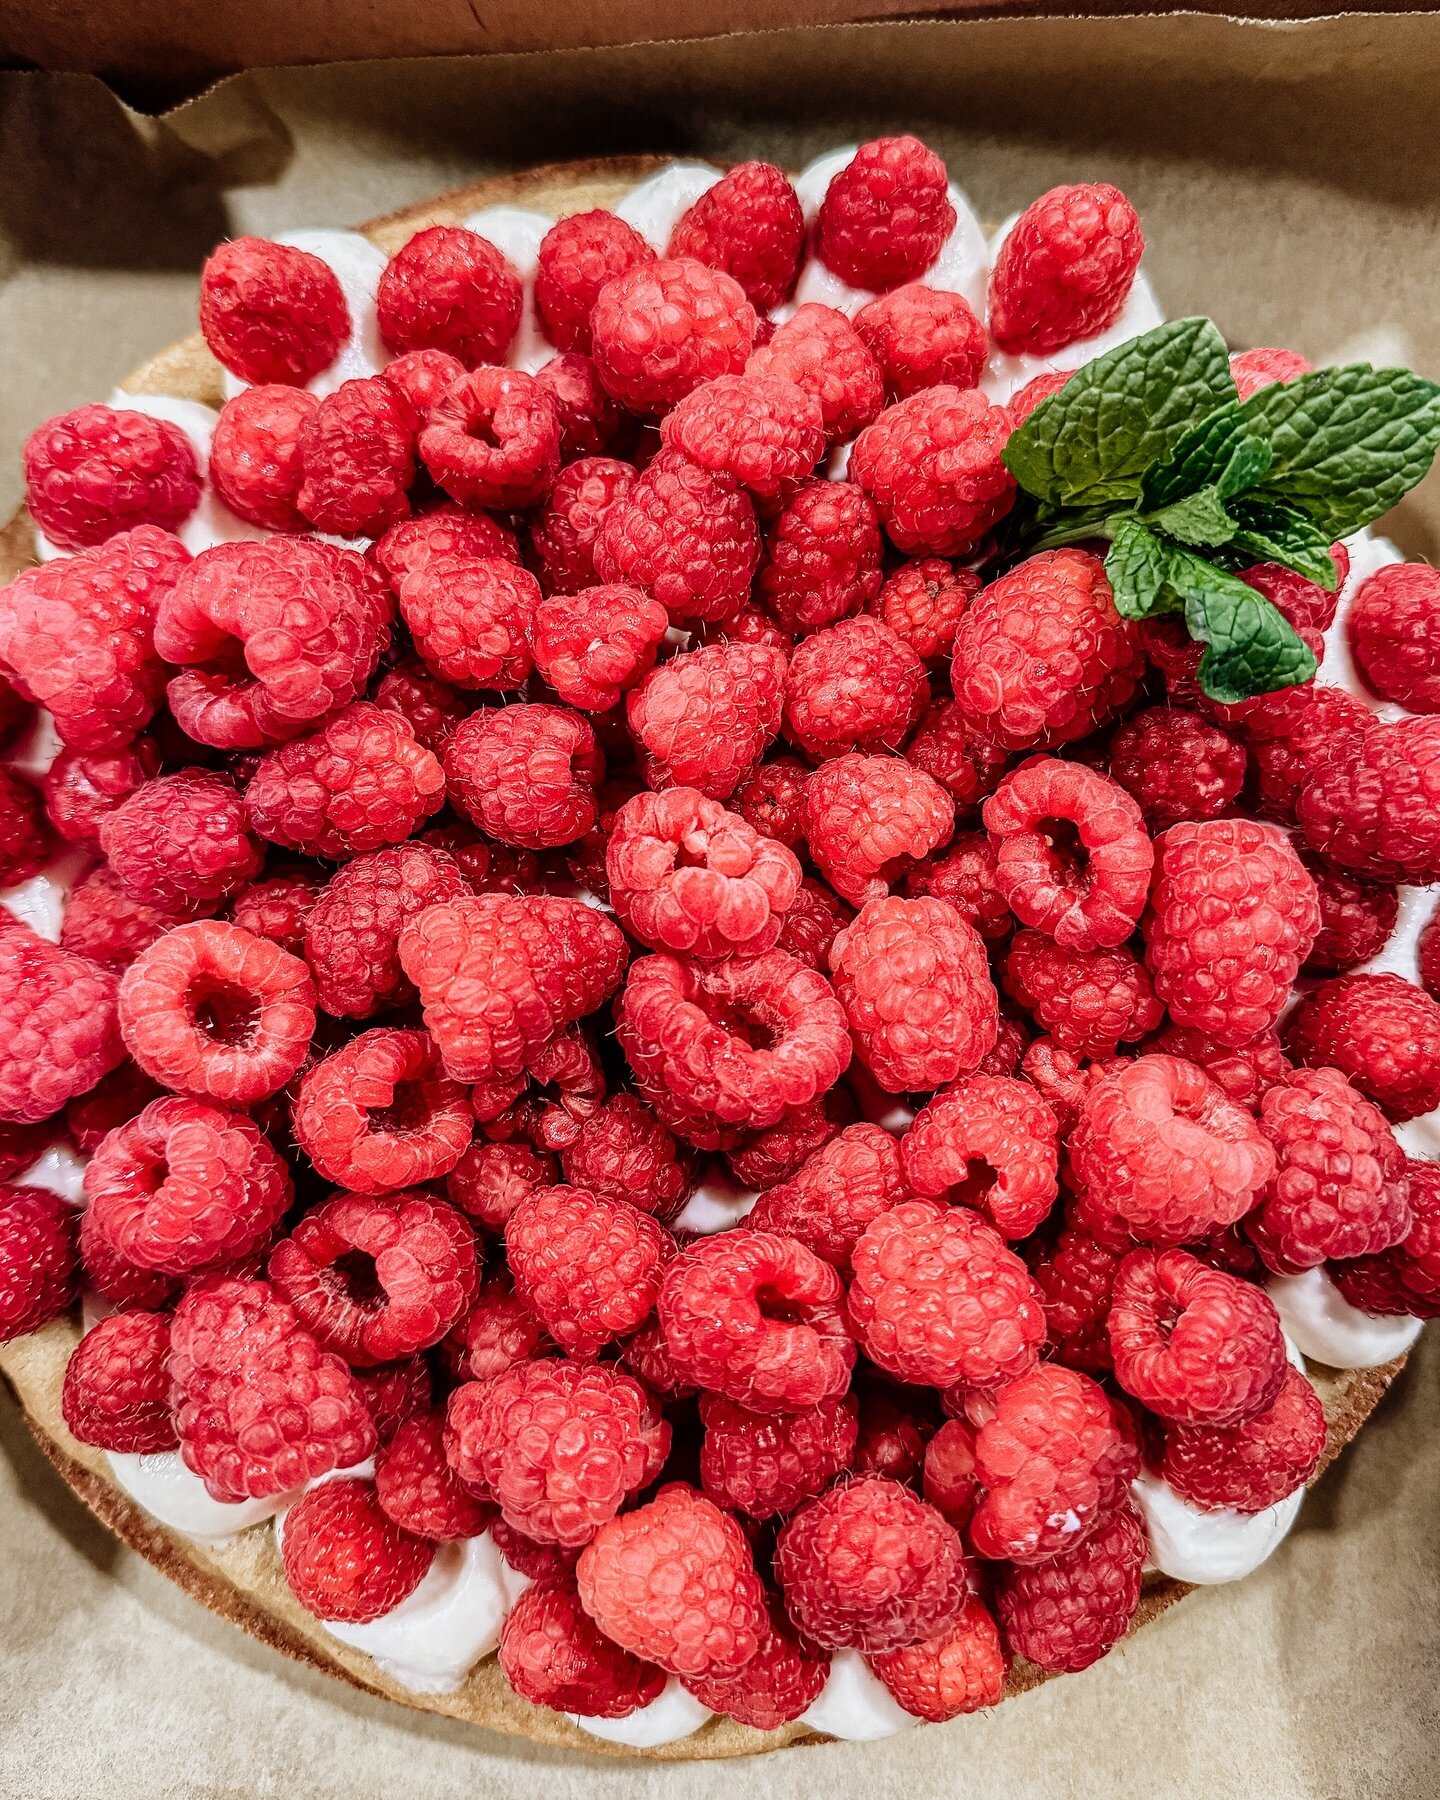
[229,864,323,958]
[0,1186,77,1341]
[1332,1158,1440,1318]
[773,876,851,972]
[905,832,1012,939]
[668,162,805,310]
[626,640,786,801]
[77,1199,175,1314]
[851,387,1015,557]
[953,550,1144,751]
[444,704,601,850]
[755,479,884,636]
[902,1075,1060,1239]
[0,924,124,1123]
[1069,1055,1276,1247]
[995,1500,1145,1673]
[373,1409,491,1541]
[199,236,349,385]
[1299,715,1440,885]
[554,1095,688,1220]
[269,1189,477,1365]
[281,1476,432,1623]
[0,526,185,750]
[577,1483,770,1678]
[1003,931,1162,1057]
[856,284,987,400]
[43,740,160,851]
[295,375,417,538]
[446,1138,555,1229]
[746,303,884,444]
[906,704,1013,815]
[302,843,468,1019]
[501,1579,666,1718]
[1005,370,1072,428]
[24,403,200,551]
[727,1083,856,1190]
[168,1277,376,1500]
[814,137,956,291]
[1147,1022,1292,1115]
[871,558,980,664]
[531,585,667,712]
[529,456,636,595]
[1241,684,1372,824]
[852,1374,940,1485]
[1301,851,1397,974]
[617,951,851,1148]
[398,893,626,1084]
[371,659,468,756]
[1143,818,1319,1046]
[156,538,392,750]
[208,385,316,531]
[847,1198,1044,1390]
[61,1309,175,1454]
[506,1185,671,1358]
[661,373,826,502]
[62,1061,160,1163]
[594,448,760,627]
[101,771,261,912]
[0,767,49,887]
[783,615,928,761]
[988,184,1143,355]
[534,352,635,460]
[380,348,467,419]
[1028,1218,1122,1373]
[1287,973,1440,1121]
[697,1389,857,1519]
[1108,1247,1287,1426]
[371,502,519,589]
[1230,346,1312,399]
[398,555,536,692]
[353,1358,432,1446]
[774,1474,966,1652]
[419,367,560,510]
[375,224,521,366]
[683,1596,829,1730]
[870,1594,1007,1721]
[244,703,445,858]
[470,1025,606,1153]
[591,257,756,417]
[1018,1038,1114,1136]
[534,210,655,355]
[447,1274,550,1383]
[747,1122,909,1271]
[1161,1363,1325,1512]
[730,758,810,851]
[1107,706,1247,828]
[803,752,955,907]
[290,1027,471,1192]
[658,1228,852,1411]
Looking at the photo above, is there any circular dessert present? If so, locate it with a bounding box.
[0,143,1436,1761]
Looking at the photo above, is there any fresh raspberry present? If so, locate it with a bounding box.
[534,210,655,354]
[1005,370,1073,428]
[558,1094,692,1220]
[0,526,185,749]
[168,1277,376,1500]
[1146,1022,1292,1115]
[77,1199,175,1314]
[229,864,323,958]
[294,375,417,538]
[470,1026,606,1154]
[421,827,540,899]
[269,1189,477,1364]
[871,558,980,664]
[1107,706,1247,828]
[1143,819,1319,1046]
[747,1122,909,1271]
[398,893,626,1084]
[782,615,928,762]
[1236,546,1348,648]
[577,1483,770,1677]
[61,1310,175,1453]
[902,1075,1060,1240]
[529,457,636,596]
[746,303,884,444]
[988,184,1143,355]
[501,1579,666,1718]
[1003,931,1162,1057]
[905,702,1012,814]
[244,703,445,859]
[281,1475,432,1623]
[531,585,667,713]
[1298,717,1440,884]
[952,550,1144,752]
[101,771,262,913]
[851,387,1015,557]
[668,162,805,310]
[773,876,851,972]
[814,137,956,291]
[1028,1218,1122,1373]
[0,767,49,888]
[1069,1055,1276,1247]
[1286,973,1440,1121]
[445,1139,555,1231]
[208,385,317,532]
[446,1273,550,1383]
[594,448,760,627]
[803,753,955,907]
[658,1228,852,1411]
[626,640,786,801]
[0,924,124,1123]
[683,1595,829,1729]
[730,759,811,852]
[373,1408,491,1541]
[0,1186,77,1340]
[994,1500,1145,1673]
[1161,1363,1326,1512]
[376,224,522,366]
[617,951,851,1148]
[23,403,200,551]
[847,1375,938,1487]
[1332,1158,1440,1318]
[774,1474,965,1653]
[505,1185,671,1358]
[661,373,826,502]
[754,479,884,636]
[1242,684,1372,823]
[380,348,467,419]
[371,502,519,589]
[855,284,987,400]
[198,236,349,385]
[870,1594,1007,1721]
[42,740,160,850]
[83,1093,290,1276]
[697,1389,857,1520]
[371,659,468,756]
[727,1083,856,1190]
[1107,1247,1287,1428]
[354,1357,432,1445]
[419,367,560,510]
[1230,346,1313,399]
[157,538,392,750]
[117,920,315,1105]
[1301,850,1397,973]
[590,257,756,417]
[302,843,468,1019]
[534,352,636,460]
[397,555,536,693]
[444,704,601,850]
[295,1012,466,1183]
[1017,1038,1113,1136]
[847,1199,1044,1390]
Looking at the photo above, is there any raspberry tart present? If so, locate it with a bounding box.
[0,144,1436,1759]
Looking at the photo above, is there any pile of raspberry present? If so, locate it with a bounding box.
[2,138,1435,1741]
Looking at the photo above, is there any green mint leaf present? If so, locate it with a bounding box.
[1140,408,1272,511]
[1104,520,1177,619]
[1225,498,1341,588]
[1142,485,1237,548]
[1239,363,1440,536]
[1162,548,1318,701]
[1003,318,1236,508]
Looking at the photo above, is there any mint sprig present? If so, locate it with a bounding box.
[1000,320,1440,701]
